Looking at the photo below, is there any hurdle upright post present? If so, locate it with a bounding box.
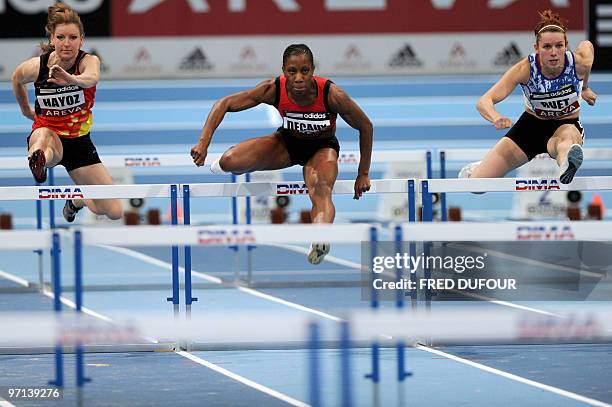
[421,180,433,222]
[365,226,380,398]
[340,320,352,407]
[167,184,180,316]
[394,225,404,308]
[408,180,416,222]
[393,225,414,386]
[49,231,63,388]
[308,321,322,407]
[48,168,56,229]
[183,184,198,318]
[35,198,44,291]
[74,230,91,387]
[229,175,241,283]
[245,173,256,286]
[46,169,57,297]
[439,151,447,221]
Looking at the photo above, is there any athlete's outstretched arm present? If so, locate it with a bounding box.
[476,59,530,129]
[328,84,373,199]
[575,40,597,106]
[191,79,277,166]
[11,58,39,121]
[48,54,100,88]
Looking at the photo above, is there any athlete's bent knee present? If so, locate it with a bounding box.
[219,151,239,173]
[94,199,123,220]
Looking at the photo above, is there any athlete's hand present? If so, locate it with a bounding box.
[493,116,512,130]
[190,142,208,166]
[47,65,76,86]
[354,174,370,200]
[582,87,597,106]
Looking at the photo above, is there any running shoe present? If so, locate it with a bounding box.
[458,161,481,179]
[308,243,330,265]
[28,149,47,183]
[559,144,583,184]
[63,199,82,223]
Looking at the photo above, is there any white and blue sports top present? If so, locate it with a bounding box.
[520,51,583,119]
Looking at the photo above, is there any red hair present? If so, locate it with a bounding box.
[534,9,568,44]
[40,3,84,53]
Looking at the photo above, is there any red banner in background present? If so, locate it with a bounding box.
[1,0,109,38]
[112,0,584,37]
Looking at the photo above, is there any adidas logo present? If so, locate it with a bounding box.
[494,42,522,67]
[180,47,213,71]
[389,44,422,68]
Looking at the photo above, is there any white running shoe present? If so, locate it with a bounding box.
[458,161,482,179]
[559,144,583,184]
[308,243,330,265]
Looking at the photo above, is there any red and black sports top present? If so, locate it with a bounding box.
[273,75,336,138]
[32,50,96,138]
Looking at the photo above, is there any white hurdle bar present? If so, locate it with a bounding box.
[440,147,612,163]
[421,176,612,221]
[0,184,174,201]
[188,178,412,197]
[399,220,612,241]
[0,149,431,171]
[77,223,377,247]
[438,148,612,221]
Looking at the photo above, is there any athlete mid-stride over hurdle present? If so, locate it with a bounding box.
[190,44,373,265]
[460,9,596,185]
[11,3,122,223]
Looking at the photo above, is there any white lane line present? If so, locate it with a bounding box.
[97,245,223,284]
[101,242,562,320]
[269,244,560,316]
[177,351,310,407]
[455,243,603,278]
[116,242,558,318]
[417,345,612,407]
[459,294,560,316]
[99,245,343,322]
[236,286,342,322]
[266,243,364,270]
[94,245,610,404]
[0,269,31,287]
[0,267,308,403]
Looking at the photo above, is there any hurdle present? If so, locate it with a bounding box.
[182,178,416,307]
[421,176,612,222]
[0,149,431,227]
[437,148,612,221]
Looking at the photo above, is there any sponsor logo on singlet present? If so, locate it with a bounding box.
[283,111,331,135]
[37,87,85,117]
[529,85,580,118]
